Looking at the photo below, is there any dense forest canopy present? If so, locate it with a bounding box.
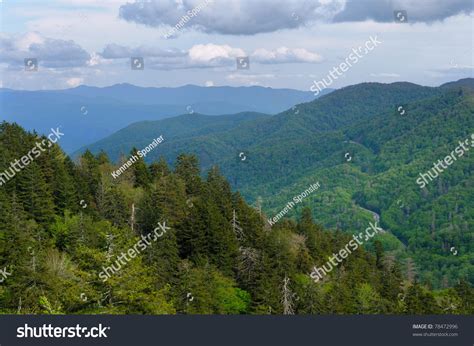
[0,122,472,314]
[79,82,474,289]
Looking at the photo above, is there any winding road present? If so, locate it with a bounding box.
[357,204,380,223]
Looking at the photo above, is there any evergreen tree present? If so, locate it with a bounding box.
[0,121,466,316]
[149,157,170,181]
[297,208,318,259]
[175,154,202,195]
[130,147,151,188]
[404,282,440,314]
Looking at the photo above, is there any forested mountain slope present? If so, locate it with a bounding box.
[1,122,472,314]
[73,112,270,164]
[80,79,474,288]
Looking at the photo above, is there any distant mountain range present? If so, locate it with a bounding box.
[77,78,474,288]
[0,84,330,153]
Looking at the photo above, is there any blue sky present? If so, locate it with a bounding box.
[0,0,472,90]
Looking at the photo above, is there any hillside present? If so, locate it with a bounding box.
[80,79,474,288]
[441,78,474,90]
[1,122,472,315]
[73,112,271,163]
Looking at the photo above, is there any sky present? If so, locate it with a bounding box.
[0,0,472,91]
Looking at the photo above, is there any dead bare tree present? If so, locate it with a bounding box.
[232,210,245,240]
[281,275,295,315]
[129,203,137,234]
[238,246,259,280]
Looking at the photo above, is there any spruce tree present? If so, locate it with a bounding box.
[130,147,151,188]
[149,157,170,181]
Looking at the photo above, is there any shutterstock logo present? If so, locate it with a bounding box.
[17,323,110,338]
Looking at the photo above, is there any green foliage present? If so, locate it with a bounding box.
[0,121,473,315]
[77,83,474,288]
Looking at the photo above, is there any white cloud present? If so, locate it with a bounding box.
[1,0,471,90]
[0,32,91,69]
[188,44,245,63]
[119,0,473,36]
[119,0,346,35]
[252,47,323,64]
[99,43,241,70]
[98,43,323,69]
[66,77,84,87]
